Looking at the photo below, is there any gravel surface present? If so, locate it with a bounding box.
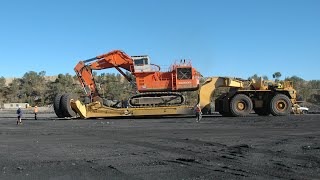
[0,113,319,179]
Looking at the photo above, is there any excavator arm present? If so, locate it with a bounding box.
[74,50,134,101]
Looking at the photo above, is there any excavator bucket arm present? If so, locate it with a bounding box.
[74,50,135,101]
[74,61,99,98]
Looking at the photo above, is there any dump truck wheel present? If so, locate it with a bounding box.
[270,94,292,116]
[53,94,65,118]
[230,94,253,117]
[254,108,270,116]
[60,93,78,117]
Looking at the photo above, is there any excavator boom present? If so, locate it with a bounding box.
[74,50,134,99]
[89,50,133,71]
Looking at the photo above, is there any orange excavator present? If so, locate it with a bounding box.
[74,50,200,107]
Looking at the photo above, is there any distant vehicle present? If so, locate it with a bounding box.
[299,106,309,114]
[292,105,309,114]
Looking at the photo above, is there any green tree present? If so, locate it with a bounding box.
[248,74,259,81]
[0,77,6,106]
[272,72,282,82]
[248,74,269,81]
[308,80,320,89]
[94,73,135,101]
[46,73,82,104]
[20,71,48,106]
[310,94,320,105]
[306,80,320,104]
[285,76,305,89]
[262,75,269,80]
[0,77,5,87]
[5,78,22,103]
[285,76,307,101]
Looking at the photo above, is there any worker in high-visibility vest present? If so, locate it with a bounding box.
[194,104,202,122]
[34,106,38,120]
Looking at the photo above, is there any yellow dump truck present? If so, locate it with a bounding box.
[199,77,296,117]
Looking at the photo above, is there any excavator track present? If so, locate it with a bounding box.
[129,92,185,107]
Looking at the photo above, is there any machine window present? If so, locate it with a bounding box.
[177,68,192,80]
[134,58,149,66]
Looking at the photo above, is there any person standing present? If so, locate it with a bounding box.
[34,105,38,120]
[194,104,202,122]
[16,106,23,125]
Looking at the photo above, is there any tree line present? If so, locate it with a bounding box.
[0,71,319,107]
[0,71,135,107]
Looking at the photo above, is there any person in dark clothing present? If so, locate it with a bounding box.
[34,106,38,120]
[17,106,23,125]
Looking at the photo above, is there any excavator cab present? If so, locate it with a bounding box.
[132,55,153,72]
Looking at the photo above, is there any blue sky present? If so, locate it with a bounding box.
[0,0,319,80]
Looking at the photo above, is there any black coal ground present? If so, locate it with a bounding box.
[0,113,319,180]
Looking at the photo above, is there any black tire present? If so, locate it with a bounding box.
[230,94,253,117]
[60,93,78,117]
[53,94,65,118]
[302,110,308,114]
[270,94,292,116]
[254,108,270,116]
[216,93,230,116]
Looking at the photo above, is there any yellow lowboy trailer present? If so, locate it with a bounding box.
[70,100,194,119]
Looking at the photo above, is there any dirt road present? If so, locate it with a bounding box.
[0,113,319,179]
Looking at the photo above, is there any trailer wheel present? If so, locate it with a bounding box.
[254,108,270,116]
[270,94,292,116]
[230,94,253,117]
[60,93,78,117]
[53,94,65,118]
